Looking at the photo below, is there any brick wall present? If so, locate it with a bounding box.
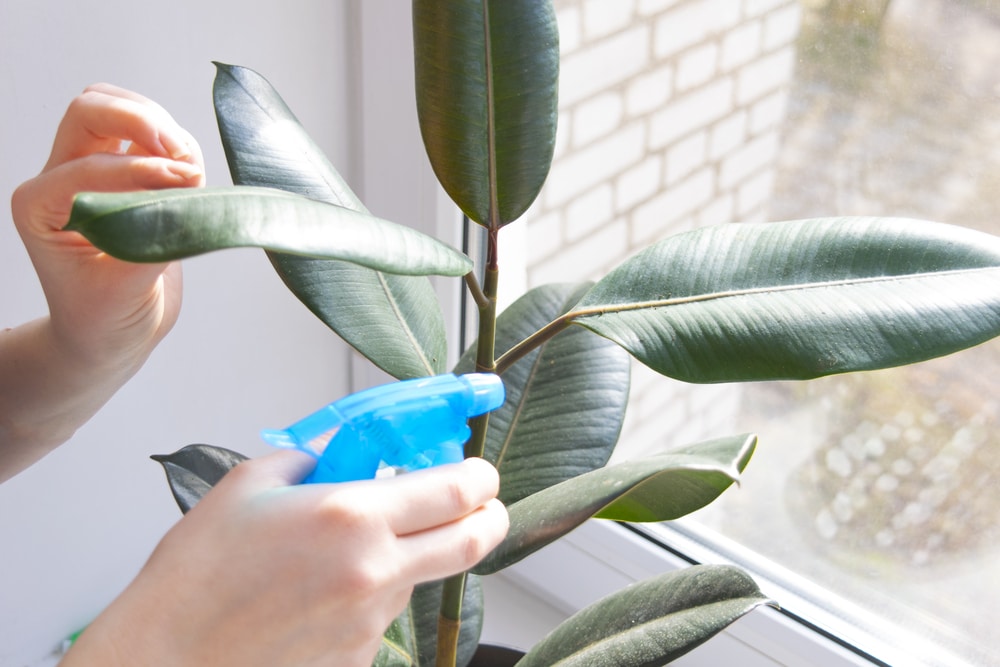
[523,0,802,459]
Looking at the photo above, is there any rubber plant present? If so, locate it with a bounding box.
[65,1,1000,665]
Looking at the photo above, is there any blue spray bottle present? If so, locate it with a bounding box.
[260,373,505,483]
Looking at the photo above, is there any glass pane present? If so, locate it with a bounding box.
[528,1,1000,664]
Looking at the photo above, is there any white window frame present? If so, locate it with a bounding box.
[513,518,979,666]
[498,520,882,667]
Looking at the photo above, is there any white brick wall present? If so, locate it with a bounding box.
[625,64,674,116]
[524,0,802,457]
[721,20,764,72]
[559,26,651,107]
[544,122,647,208]
[582,0,637,38]
[572,91,625,147]
[649,77,735,149]
[676,42,720,90]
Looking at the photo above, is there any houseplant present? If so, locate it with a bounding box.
[65,1,1000,665]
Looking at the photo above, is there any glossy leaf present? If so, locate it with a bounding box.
[472,434,755,575]
[574,217,1000,383]
[594,435,755,521]
[516,564,773,667]
[413,0,559,228]
[151,444,247,514]
[213,62,451,378]
[374,619,416,667]
[457,283,631,505]
[401,577,484,667]
[67,187,471,277]
[375,577,483,667]
[213,61,365,207]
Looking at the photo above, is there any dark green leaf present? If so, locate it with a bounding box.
[413,0,559,227]
[574,218,1000,382]
[393,576,484,667]
[267,259,450,378]
[517,565,773,667]
[373,619,415,667]
[457,283,631,505]
[151,444,247,514]
[595,434,756,521]
[213,62,450,378]
[213,61,364,207]
[66,187,471,277]
[473,434,755,574]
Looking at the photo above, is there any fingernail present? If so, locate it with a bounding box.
[168,142,192,161]
[160,133,192,160]
[168,160,203,181]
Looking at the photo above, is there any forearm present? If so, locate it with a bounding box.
[0,318,142,481]
[57,575,176,667]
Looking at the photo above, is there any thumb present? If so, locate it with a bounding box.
[186,451,316,520]
[233,450,319,489]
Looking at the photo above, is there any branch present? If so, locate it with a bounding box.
[494,314,574,375]
[464,271,490,310]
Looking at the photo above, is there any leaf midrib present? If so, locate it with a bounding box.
[482,0,500,230]
[378,272,436,377]
[574,265,1000,318]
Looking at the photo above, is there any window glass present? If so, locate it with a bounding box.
[528,1,1000,664]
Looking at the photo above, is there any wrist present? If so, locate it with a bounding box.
[0,318,147,480]
[47,311,154,383]
[58,589,178,667]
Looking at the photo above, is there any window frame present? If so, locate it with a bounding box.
[497,519,894,666]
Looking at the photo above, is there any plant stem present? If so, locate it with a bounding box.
[464,271,490,310]
[476,265,499,372]
[439,228,501,667]
[467,260,499,458]
[494,313,574,375]
[435,574,467,667]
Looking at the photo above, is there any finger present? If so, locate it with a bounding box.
[62,153,204,191]
[20,154,203,233]
[226,450,319,491]
[126,123,205,171]
[46,85,195,167]
[378,458,501,536]
[84,82,167,108]
[398,497,509,583]
[77,84,194,160]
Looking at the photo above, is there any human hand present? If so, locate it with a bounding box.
[1,85,204,477]
[10,83,204,370]
[61,455,509,667]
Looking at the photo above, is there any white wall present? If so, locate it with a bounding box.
[0,2,358,664]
